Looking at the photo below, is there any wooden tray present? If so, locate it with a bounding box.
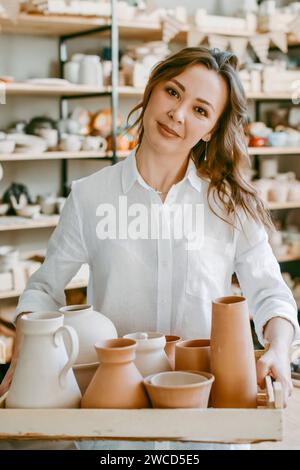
[0,377,283,444]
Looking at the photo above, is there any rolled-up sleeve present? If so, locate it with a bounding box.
[234,215,300,346]
[15,181,89,321]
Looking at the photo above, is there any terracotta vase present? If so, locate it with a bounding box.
[81,338,150,409]
[164,335,182,370]
[6,312,81,409]
[210,296,257,408]
[123,332,172,377]
[175,339,211,373]
[60,304,118,364]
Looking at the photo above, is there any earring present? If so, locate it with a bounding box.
[204,141,208,161]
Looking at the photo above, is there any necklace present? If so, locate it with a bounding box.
[136,155,171,195]
[142,175,170,195]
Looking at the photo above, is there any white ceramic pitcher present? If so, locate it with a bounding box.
[6,312,81,409]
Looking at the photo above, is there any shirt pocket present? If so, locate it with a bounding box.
[185,236,234,299]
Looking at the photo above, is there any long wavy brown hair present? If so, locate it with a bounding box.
[127,46,273,229]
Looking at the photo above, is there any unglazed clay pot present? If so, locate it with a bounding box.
[210,296,257,408]
[81,338,150,409]
[6,312,81,409]
[164,335,181,370]
[123,332,172,377]
[144,371,214,408]
[59,304,118,364]
[175,339,211,373]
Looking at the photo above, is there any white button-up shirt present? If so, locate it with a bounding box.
[16,152,300,345]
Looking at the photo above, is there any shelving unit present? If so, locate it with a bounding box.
[0,279,87,301]
[0,150,130,162]
[248,147,300,156]
[0,215,59,232]
[1,8,300,304]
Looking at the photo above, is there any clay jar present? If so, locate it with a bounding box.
[164,335,182,370]
[175,339,211,373]
[59,304,118,364]
[123,332,172,377]
[81,338,150,409]
[6,312,81,409]
[210,296,257,408]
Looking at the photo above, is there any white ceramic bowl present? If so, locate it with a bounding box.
[0,140,15,154]
[16,205,41,218]
[150,371,207,387]
[0,203,9,215]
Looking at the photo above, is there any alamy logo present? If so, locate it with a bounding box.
[95,196,204,251]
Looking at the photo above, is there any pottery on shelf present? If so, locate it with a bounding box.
[6,312,81,409]
[123,332,172,377]
[144,371,214,408]
[15,204,41,218]
[59,304,118,364]
[164,335,182,370]
[210,296,257,408]
[81,338,150,409]
[175,339,211,373]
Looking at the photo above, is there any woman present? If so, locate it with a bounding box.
[0,47,299,436]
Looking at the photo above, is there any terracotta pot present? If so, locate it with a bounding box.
[210,296,257,408]
[6,312,81,409]
[164,335,182,370]
[73,362,99,394]
[123,332,172,377]
[175,339,211,373]
[59,304,118,364]
[81,338,150,409]
[144,371,214,408]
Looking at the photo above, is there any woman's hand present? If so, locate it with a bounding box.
[0,357,17,397]
[0,312,28,398]
[256,344,293,407]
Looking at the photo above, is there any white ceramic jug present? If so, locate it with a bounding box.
[123,332,172,377]
[6,312,81,409]
[59,304,118,364]
[78,55,103,87]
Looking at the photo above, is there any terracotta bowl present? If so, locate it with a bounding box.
[73,362,99,395]
[144,371,214,409]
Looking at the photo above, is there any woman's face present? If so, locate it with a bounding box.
[142,64,228,156]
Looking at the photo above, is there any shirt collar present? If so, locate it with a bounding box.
[121,151,202,194]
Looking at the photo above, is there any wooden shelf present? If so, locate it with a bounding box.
[0,13,111,36]
[248,147,300,155]
[3,84,145,97]
[0,13,183,41]
[0,215,59,232]
[0,279,87,301]
[4,83,111,96]
[3,84,298,101]
[277,254,300,263]
[268,201,300,210]
[0,150,130,161]
[246,92,293,100]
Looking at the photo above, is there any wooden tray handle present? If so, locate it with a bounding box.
[0,391,8,408]
[265,375,283,409]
